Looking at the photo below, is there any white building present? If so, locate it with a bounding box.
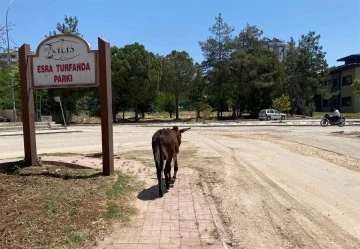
[0,48,19,64]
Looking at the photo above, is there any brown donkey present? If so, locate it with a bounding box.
[151,126,191,197]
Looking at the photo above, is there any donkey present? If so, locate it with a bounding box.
[151,126,191,197]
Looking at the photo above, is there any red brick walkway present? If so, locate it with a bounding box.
[41,156,228,249]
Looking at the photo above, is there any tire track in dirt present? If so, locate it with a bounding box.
[216,130,360,173]
[231,151,359,249]
[200,136,319,249]
[187,132,359,249]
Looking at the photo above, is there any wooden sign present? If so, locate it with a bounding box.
[32,34,97,88]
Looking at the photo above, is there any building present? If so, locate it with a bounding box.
[0,48,19,64]
[319,54,360,113]
[262,38,289,61]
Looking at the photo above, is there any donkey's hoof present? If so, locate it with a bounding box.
[159,192,163,197]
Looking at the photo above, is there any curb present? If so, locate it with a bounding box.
[202,181,232,249]
[0,129,81,137]
[138,121,360,128]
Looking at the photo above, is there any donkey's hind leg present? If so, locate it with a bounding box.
[153,146,164,197]
[164,156,172,190]
[173,154,178,180]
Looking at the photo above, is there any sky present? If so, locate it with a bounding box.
[0,0,359,67]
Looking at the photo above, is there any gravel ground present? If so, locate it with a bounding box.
[1,124,360,248]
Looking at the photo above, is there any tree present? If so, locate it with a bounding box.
[0,63,20,111]
[199,13,234,118]
[284,32,328,115]
[272,94,291,113]
[1,23,21,119]
[161,51,195,119]
[298,32,328,102]
[234,23,264,52]
[0,63,12,109]
[230,24,284,117]
[229,49,252,117]
[353,78,360,95]
[188,63,206,120]
[246,49,284,116]
[0,25,7,51]
[111,43,161,122]
[230,24,263,117]
[156,92,176,118]
[283,38,301,113]
[47,15,81,37]
[111,46,132,120]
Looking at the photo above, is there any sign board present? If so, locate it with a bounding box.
[32,35,97,88]
[19,37,113,175]
[41,115,52,122]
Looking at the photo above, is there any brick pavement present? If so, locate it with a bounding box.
[41,156,228,249]
[95,167,225,249]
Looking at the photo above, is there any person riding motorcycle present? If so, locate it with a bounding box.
[329,108,341,124]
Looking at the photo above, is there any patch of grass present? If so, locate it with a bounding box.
[69,207,79,217]
[63,225,86,248]
[106,173,131,198]
[313,112,360,119]
[102,201,121,220]
[0,164,143,249]
[33,246,50,249]
[4,160,27,174]
[102,173,141,222]
[137,158,155,168]
[44,187,72,213]
[122,150,154,167]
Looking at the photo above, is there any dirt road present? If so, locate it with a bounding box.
[1,124,360,248]
[180,127,360,248]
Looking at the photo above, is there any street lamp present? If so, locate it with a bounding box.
[6,0,16,122]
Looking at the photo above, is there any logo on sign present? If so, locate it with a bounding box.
[43,38,80,61]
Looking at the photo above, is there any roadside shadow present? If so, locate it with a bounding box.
[0,161,14,173]
[137,182,168,201]
[0,160,103,179]
[18,171,103,179]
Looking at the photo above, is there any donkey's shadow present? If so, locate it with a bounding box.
[137,178,176,200]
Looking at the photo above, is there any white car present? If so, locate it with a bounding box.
[258,109,286,121]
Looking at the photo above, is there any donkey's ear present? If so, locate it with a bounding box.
[172,126,179,132]
[180,127,191,133]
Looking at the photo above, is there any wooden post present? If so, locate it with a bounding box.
[98,38,114,175]
[19,44,37,166]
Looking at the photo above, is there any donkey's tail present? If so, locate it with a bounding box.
[152,139,164,168]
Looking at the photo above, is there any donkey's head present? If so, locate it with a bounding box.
[172,126,191,146]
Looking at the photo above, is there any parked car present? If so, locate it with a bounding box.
[0,116,10,122]
[258,109,286,121]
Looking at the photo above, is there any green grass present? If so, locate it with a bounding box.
[63,225,85,248]
[102,173,142,222]
[313,112,360,118]
[1,164,144,249]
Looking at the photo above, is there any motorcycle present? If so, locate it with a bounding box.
[320,114,345,127]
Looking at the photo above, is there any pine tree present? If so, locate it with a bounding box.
[199,13,234,118]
